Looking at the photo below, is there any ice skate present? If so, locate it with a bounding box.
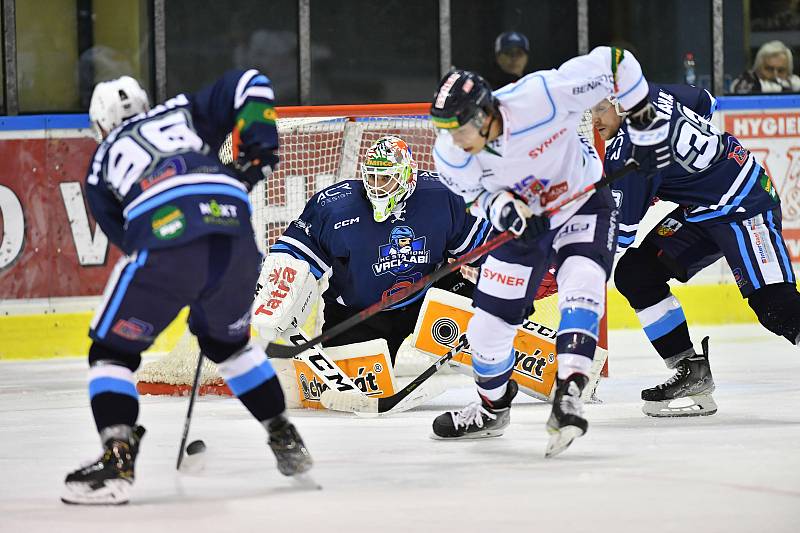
[267,414,316,487]
[431,379,518,440]
[61,425,146,505]
[545,374,589,458]
[642,336,717,418]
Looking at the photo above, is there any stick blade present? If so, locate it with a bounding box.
[320,390,378,414]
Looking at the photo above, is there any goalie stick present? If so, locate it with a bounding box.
[268,162,637,359]
[321,334,469,415]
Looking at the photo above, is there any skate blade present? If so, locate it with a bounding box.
[545,426,585,458]
[61,480,131,505]
[429,428,506,441]
[290,472,322,490]
[642,395,718,418]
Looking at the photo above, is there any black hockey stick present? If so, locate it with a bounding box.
[176,352,204,470]
[321,334,469,414]
[266,162,636,359]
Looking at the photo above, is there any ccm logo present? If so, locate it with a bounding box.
[482,268,525,286]
[334,216,359,229]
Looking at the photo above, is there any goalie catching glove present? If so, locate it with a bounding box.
[625,99,672,175]
[480,190,549,240]
[252,254,318,343]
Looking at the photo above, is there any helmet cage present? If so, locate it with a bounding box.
[360,136,418,222]
[591,95,628,119]
[438,107,489,144]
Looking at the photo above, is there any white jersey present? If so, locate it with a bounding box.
[433,46,650,228]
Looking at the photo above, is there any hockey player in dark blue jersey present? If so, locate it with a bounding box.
[63,72,312,505]
[593,83,800,417]
[252,135,490,365]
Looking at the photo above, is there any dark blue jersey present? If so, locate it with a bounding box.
[607,84,779,250]
[85,69,278,254]
[271,171,491,310]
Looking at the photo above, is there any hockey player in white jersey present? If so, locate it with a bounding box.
[429,47,664,456]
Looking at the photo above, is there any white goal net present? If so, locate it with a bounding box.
[136,105,605,396]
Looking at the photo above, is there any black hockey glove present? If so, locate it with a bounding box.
[523,212,550,241]
[484,190,550,241]
[235,142,280,191]
[625,99,672,176]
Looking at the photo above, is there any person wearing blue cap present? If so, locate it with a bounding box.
[487,31,530,89]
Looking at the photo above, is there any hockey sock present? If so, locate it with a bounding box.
[217,344,286,422]
[556,305,599,380]
[473,348,515,402]
[89,362,140,432]
[636,294,695,368]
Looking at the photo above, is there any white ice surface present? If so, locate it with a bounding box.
[1,324,799,533]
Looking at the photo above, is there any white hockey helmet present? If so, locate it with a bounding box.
[89,76,150,142]
[360,135,418,222]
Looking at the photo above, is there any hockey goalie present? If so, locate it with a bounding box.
[252,134,491,408]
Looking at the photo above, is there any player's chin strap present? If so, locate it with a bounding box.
[267,161,638,360]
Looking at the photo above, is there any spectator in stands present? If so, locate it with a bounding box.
[730,40,800,93]
[485,31,531,89]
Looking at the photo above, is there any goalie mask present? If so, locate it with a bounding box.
[89,76,150,143]
[361,136,418,222]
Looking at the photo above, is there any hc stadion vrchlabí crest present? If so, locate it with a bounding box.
[371,225,430,276]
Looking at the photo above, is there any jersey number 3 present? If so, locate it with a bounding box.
[672,104,722,173]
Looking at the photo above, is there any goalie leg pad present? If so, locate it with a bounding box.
[217,343,285,420]
[294,339,395,410]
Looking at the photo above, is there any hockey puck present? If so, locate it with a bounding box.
[186,439,206,455]
[181,440,207,472]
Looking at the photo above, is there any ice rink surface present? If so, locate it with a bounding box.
[1,324,799,533]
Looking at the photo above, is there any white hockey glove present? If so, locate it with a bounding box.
[625,99,672,175]
[252,254,318,343]
[481,190,550,240]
